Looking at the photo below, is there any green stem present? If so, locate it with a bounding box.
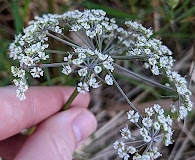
[40,62,66,68]
[111,55,146,60]
[103,34,133,54]
[26,62,67,69]
[62,88,79,110]
[115,63,175,92]
[45,49,69,54]
[25,88,79,136]
[72,30,94,50]
[46,32,81,48]
[107,70,141,116]
[26,126,36,135]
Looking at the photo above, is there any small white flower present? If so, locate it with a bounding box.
[142,117,153,127]
[20,56,34,66]
[153,104,161,112]
[62,65,72,75]
[113,141,125,150]
[94,65,102,74]
[151,65,160,75]
[141,155,151,160]
[163,123,168,131]
[38,52,49,60]
[127,146,136,154]
[82,23,90,30]
[86,30,96,38]
[16,89,26,101]
[11,66,25,78]
[103,61,114,71]
[30,67,43,78]
[152,147,162,159]
[86,49,95,55]
[54,26,62,34]
[13,79,20,87]
[13,78,28,92]
[105,74,113,85]
[166,115,173,126]
[157,115,166,124]
[145,107,154,116]
[120,125,131,139]
[78,52,87,59]
[71,25,81,31]
[153,121,160,130]
[64,54,72,61]
[96,52,108,60]
[127,110,140,123]
[139,127,148,137]
[178,105,188,120]
[89,77,100,88]
[72,58,83,65]
[77,82,89,94]
[164,139,172,146]
[78,68,88,77]
[95,27,102,35]
[117,149,130,160]
[148,57,157,65]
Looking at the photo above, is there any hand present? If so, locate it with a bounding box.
[0,86,97,160]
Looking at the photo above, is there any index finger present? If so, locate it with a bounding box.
[0,86,90,140]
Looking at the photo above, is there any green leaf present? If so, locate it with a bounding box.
[11,0,23,34]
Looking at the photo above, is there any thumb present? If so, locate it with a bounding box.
[14,107,97,160]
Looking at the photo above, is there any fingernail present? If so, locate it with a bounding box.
[72,110,96,144]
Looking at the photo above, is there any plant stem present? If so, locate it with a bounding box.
[26,126,36,135]
[45,49,69,54]
[24,88,79,136]
[103,34,133,54]
[111,55,146,60]
[107,70,141,115]
[46,32,81,48]
[62,88,79,110]
[115,63,175,92]
[40,62,66,68]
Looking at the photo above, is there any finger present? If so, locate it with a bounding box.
[0,134,27,159]
[0,86,90,140]
[14,107,97,160]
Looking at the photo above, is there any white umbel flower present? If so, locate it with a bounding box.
[77,82,89,94]
[78,68,88,77]
[94,66,102,74]
[30,67,44,78]
[127,110,140,123]
[62,65,72,75]
[105,74,113,85]
[115,104,173,159]
[89,77,100,88]
[120,125,131,139]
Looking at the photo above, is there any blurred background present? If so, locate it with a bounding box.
[0,0,195,159]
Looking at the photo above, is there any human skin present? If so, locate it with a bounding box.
[0,86,97,160]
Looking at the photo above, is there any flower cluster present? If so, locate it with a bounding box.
[68,9,117,38]
[9,9,193,159]
[166,70,193,120]
[123,21,193,120]
[11,66,28,100]
[9,9,119,100]
[113,104,174,159]
[62,47,114,93]
[125,21,174,76]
